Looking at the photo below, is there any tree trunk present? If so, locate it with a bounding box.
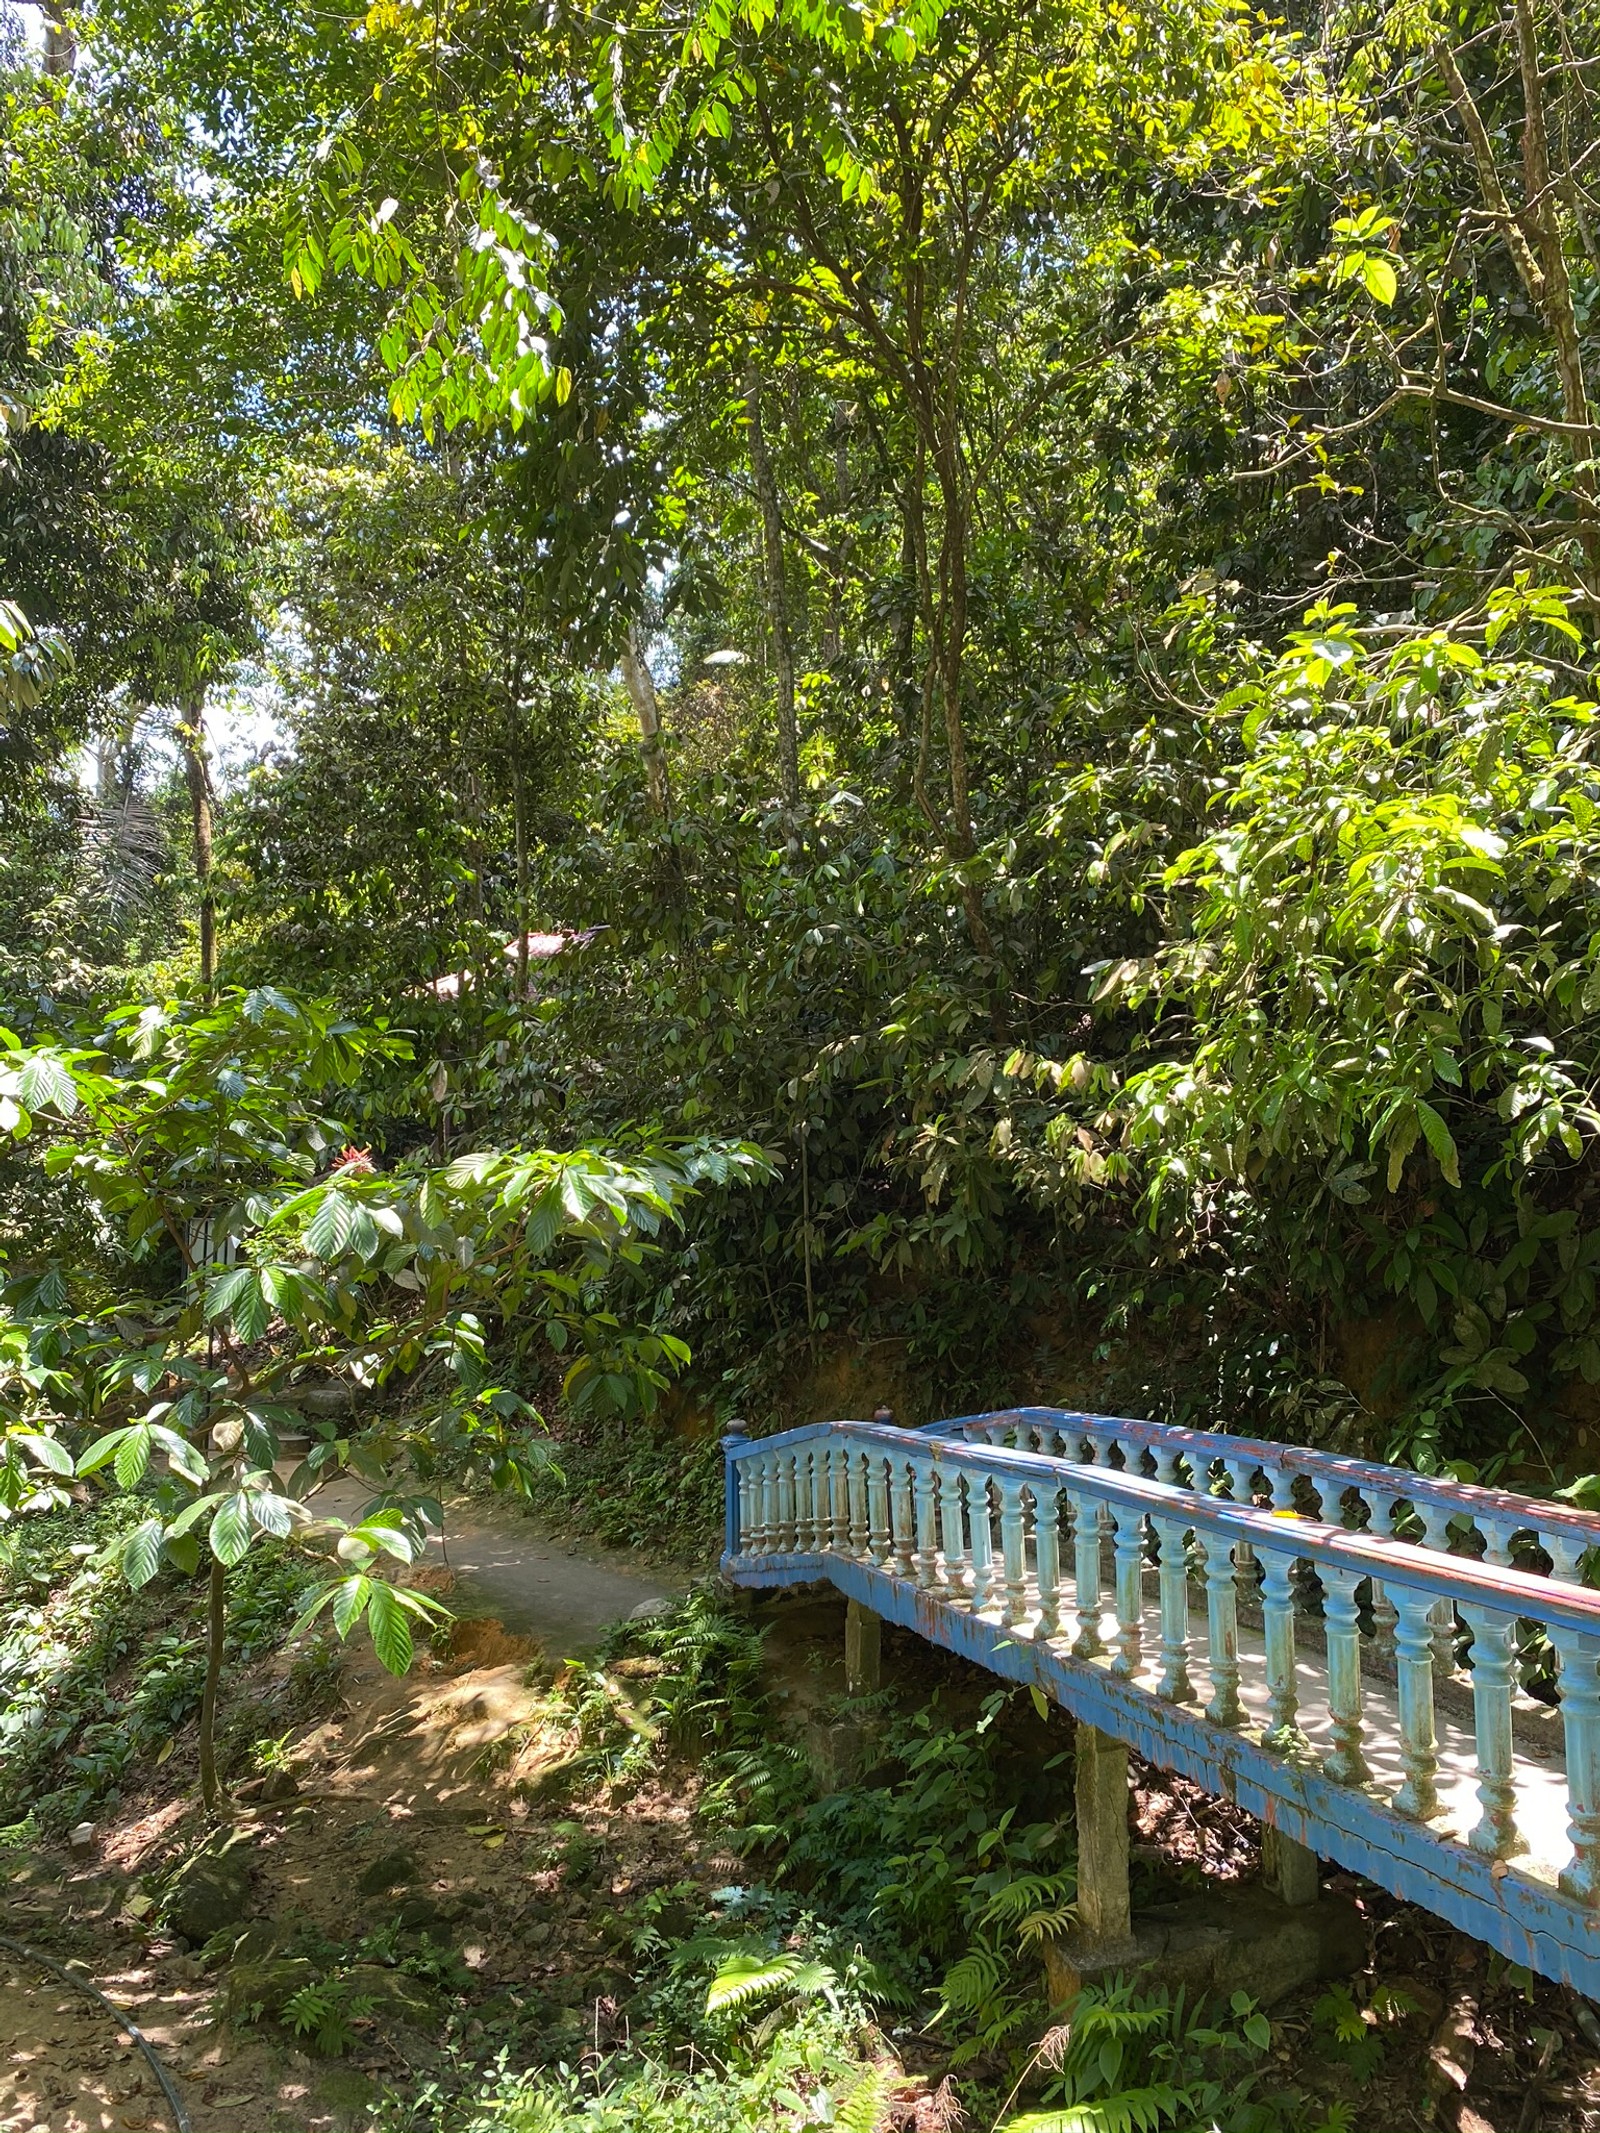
[508,686,530,997]
[178,693,215,993]
[745,363,801,810]
[42,8,76,75]
[621,624,670,816]
[930,450,992,958]
[198,1555,226,1811]
[1436,22,1600,585]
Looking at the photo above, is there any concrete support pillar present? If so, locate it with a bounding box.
[1261,1824,1320,1908]
[845,1599,881,1697]
[1074,1722,1133,1946]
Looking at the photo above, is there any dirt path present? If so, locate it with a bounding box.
[310,1480,690,1654]
[0,1495,693,2133]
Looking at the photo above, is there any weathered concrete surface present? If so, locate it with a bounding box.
[1075,1722,1135,1952]
[1045,1883,1365,2007]
[844,1598,882,1697]
[1261,1823,1321,1908]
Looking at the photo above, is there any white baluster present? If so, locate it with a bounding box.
[913,1458,941,1590]
[1154,1515,1193,1702]
[1109,1509,1144,1678]
[794,1446,815,1551]
[1553,1626,1600,1905]
[1258,1546,1300,1749]
[848,1447,870,1557]
[890,1454,916,1578]
[1202,1530,1242,1726]
[1033,1481,1062,1639]
[1462,1602,1526,1858]
[1416,1506,1459,1670]
[867,1452,891,1567]
[782,1448,803,1551]
[1546,1531,1587,1586]
[828,1442,849,1551]
[1223,1458,1258,1612]
[939,1461,970,1596]
[998,1476,1028,1629]
[968,1475,996,1612]
[1322,1568,1370,1785]
[758,1452,777,1554]
[1067,1488,1104,1658]
[1391,1586,1439,1820]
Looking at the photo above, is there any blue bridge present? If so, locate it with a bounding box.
[721,1407,1600,1997]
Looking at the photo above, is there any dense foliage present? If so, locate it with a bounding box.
[12,5,1600,2125]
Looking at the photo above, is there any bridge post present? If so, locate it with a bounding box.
[1074,1723,1134,1948]
[845,1598,881,1697]
[1261,1825,1320,1908]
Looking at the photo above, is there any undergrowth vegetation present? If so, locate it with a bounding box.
[0,1497,336,1832]
[426,1587,1356,2133]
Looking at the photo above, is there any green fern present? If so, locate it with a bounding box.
[838,2065,898,2133]
[704,1947,838,2018]
[705,1952,802,2014]
[976,1869,1077,1944]
[1001,2086,1185,2133]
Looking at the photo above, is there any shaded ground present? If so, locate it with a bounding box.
[0,1491,693,2133]
[5,1537,1600,2132]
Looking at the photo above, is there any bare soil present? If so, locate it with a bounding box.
[0,1494,699,2133]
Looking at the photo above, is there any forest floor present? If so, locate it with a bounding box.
[3,1499,1600,2133]
[0,1497,696,2133]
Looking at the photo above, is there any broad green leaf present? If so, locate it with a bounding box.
[16,1431,72,1476]
[306,1189,355,1261]
[122,1518,166,1589]
[365,1579,414,1673]
[115,1424,153,1489]
[1415,1100,1462,1187]
[209,1492,253,1566]
[1359,253,1397,304]
[16,1052,78,1116]
[148,1425,209,1486]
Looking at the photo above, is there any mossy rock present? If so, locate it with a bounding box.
[357,1847,419,1897]
[223,1955,318,2024]
[166,1838,254,1944]
[342,1964,445,2029]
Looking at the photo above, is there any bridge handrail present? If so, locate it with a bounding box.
[922,1406,1599,1575]
[727,1419,1600,1635]
[721,1411,1600,1993]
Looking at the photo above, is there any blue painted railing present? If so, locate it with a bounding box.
[721,1410,1600,1996]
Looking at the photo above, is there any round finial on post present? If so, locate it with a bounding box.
[721,1417,749,1448]
[871,1401,895,1428]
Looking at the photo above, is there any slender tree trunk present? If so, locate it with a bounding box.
[507,678,530,997]
[198,1556,225,1811]
[824,402,851,667]
[42,7,76,75]
[621,624,670,816]
[1436,22,1600,583]
[178,693,216,993]
[745,363,801,810]
[924,442,992,959]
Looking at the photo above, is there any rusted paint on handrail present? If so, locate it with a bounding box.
[927,1404,1600,1559]
[838,1420,1600,1635]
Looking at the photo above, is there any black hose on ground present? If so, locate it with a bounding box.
[0,1929,192,2133]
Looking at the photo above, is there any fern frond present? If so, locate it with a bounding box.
[938,1944,1005,2013]
[839,2066,898,2133]
[1001,2087,1184,2133]
[705,1952,799,2014]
